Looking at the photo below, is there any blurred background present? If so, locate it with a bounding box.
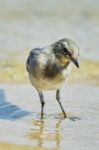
[0,0,99,84]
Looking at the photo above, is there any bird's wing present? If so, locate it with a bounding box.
[26,48,42,72]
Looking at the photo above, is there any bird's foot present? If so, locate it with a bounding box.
[41,112,44,120]
[62,111,67,119]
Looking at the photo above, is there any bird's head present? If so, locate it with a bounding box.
[52,38,79,68]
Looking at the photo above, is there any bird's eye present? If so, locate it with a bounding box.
[63,47,68,53]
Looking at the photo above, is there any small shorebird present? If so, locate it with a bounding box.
[26,38,79,119]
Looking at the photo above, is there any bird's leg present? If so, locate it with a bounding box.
[38,91,45,119]
[56,89,67,118]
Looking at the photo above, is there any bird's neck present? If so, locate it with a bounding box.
[55,57,71,69]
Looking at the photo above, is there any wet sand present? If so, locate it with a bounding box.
[0,84,99,150]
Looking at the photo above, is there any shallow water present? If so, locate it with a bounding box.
[0,84,99,150]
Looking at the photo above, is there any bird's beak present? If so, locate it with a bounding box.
[70,57,79,68]
[64,48,79,68]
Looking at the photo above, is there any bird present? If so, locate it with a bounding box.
[26,38,79,119]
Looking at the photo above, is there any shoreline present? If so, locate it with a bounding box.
[0,58,99,85]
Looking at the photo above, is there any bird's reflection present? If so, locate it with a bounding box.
[28,117,63,150]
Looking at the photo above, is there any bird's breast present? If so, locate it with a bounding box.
[43,61,71,80]
[29,61,71,90]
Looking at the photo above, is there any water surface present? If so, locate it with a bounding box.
[0,84,99,150]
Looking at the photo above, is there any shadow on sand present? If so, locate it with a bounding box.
[0,89,30,120]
